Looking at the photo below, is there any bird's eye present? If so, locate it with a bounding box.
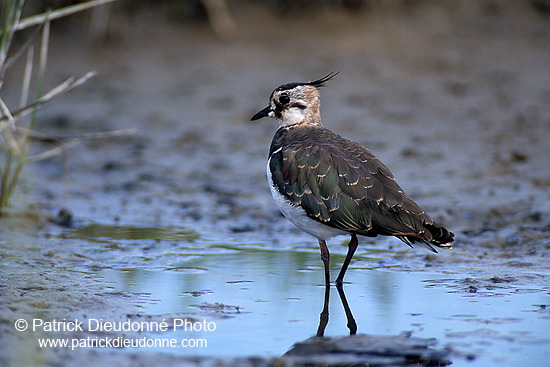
[279,94,290,105]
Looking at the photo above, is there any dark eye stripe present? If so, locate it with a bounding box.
[290,102,306,109]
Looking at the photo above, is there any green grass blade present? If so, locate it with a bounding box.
[14,0,116,31]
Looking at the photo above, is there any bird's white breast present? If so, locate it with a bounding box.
[266,158,347,241]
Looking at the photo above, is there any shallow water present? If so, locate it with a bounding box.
[3,209,549,367]
[93,241,550,366]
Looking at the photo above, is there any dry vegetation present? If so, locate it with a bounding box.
[0,0,127,212]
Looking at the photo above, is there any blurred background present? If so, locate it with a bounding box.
[4,0,548,236]
[4,0,549,229]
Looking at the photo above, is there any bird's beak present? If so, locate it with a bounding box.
[250,106,272,121]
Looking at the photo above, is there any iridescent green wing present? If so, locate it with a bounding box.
[269,126,435,240]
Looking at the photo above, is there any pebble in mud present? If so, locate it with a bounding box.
[282,334,451,366]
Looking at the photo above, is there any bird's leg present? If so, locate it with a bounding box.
[336,282,357,335]
[316,283,330,337]
[318,240,331,285]
[335,234,358,285]
[316,240,331,337]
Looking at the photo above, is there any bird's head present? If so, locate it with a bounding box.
[251,72,338,127]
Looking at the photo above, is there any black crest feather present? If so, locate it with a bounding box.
[274,71,339,92]
[306,71,339,88]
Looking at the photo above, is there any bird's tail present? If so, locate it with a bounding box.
[426,223,454,248]
[398,223,454,253]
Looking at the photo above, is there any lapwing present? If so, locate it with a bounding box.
[251,72,454,285]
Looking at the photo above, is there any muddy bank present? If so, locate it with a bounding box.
[1,1,550,366]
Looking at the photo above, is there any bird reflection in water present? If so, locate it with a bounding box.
[316,283,357,337]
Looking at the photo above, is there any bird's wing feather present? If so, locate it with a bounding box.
[269,125,437,243]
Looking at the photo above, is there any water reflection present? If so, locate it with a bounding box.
[71,223,200,242]
[316,284,357,337]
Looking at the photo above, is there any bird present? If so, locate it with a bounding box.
[251,72,454,285]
